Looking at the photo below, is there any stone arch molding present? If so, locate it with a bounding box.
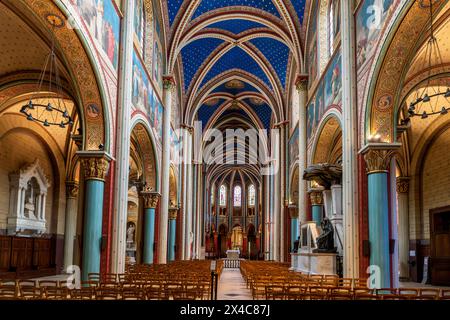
[8,158,51,235]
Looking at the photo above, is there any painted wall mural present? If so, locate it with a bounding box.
[134,0,144,46]
[289,126,299,168]
[132,51,163,144]
[307,51,342,141]
[170,127,181,166]
[307,0,319,88]
[152,0,164,91]
[356,0,394,70]
[74,0,120,69]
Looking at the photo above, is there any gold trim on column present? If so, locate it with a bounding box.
[66,181,79,198]
[169,207,178,220]
[80,157,110,181]
[141,192,161,209]
[295,74,309,92]
[163,76,176,90]
[396,177,410,194]
[308,190,324,206]
[360,143,401,175]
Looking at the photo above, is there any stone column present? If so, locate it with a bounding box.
[182,126,193,260]
[341,0,359,280]
[309,188,324,226]
[168,207,178,262]
[141,192,160,264]
[158,76,175,264]
[361,143,400,288]
[110,0,134,274]
[63,181,79,270]
[397,177,410,281]
[290,206,299,252]
[79,153,111,281]
[296,75,308,230]
[331,184,344,253]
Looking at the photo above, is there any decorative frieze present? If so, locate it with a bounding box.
[81,157,110,181]
[396,177,410,194]
[309,190,324,206]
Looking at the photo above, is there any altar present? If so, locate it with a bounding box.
[226,249,240,259]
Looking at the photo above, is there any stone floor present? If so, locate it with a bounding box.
[217,268,253,300]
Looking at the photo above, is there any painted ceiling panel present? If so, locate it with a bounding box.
[244,98,272,129]
[191,0,281,20]
[168,0,185,26]
[250,37,290,88]
[197,98,225,128]
[181,38,224,91]
[199,46,272,91]
[211,81,259,95]
[205,19,266,34]
[291,0,307,25]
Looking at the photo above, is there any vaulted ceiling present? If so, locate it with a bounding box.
[164,0,307,129]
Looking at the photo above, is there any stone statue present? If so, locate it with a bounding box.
[303,163,342,189]
[313,217,337,253]
[126,223,135,244]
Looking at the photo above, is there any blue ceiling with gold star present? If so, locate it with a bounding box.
[168,0,306,129]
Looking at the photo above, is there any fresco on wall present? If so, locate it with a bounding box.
[307,99,315,140]
[331,0,341,43]
[75,0,120,69]
[170,128,181,166]
[289,126,299,167]
[134,0,144,45]
[356,0,394,70]
[132,51,163,144]
[324,51,342,108]
[307,0,318,87]
[314,83,324,128]
[152,0,164,91]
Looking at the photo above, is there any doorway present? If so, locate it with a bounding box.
[430,207,450,285]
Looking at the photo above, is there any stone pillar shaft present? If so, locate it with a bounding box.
[110,0,134,274]
[63,182,79,270]
[296,75,308,227]
[142,192,160,264]
[397,177,410,281]
[158,77,175,264]
[79,155,110,281]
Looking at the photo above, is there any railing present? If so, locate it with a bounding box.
[223,259,241,269]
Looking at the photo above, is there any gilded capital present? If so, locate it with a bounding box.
[396,177,410,194]
[295,74,308,92]
[141,192,160,209]
[309,190,324,206]
[81,157,110,181]
[169,207,178,220]
[360,143,400,174]
[66,181,79,198]
[163,76,175,90]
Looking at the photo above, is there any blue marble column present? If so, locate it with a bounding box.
[168,208,178,262]
[309,189,324,226]
[80,155,110,282]
[142,192,160,265]
[290,216,299,252]
[362,144,399,289]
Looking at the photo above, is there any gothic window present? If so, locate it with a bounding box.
[248,184,255,207]
[219,185,226,207]
[233,185,242,207]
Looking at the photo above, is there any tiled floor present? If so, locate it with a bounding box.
[217,268,253,300]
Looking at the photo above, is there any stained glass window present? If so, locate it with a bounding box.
[248,185,255,207]
[234,185,242,207]
[219,185,226,207]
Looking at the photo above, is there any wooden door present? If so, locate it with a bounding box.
[430,207,450,285]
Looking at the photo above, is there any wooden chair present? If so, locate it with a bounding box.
[417,288,439,300]
[146,285,164,300]
[95,287,119,300]
[19,286,41,300]
[375,288,398,299]
[309,286,329,300]
[285,286,307,300]
[440,289,450,298]
[0,285,17,300]
[337,278,353,288]
[329,287,353,300]
[353,278,369,289]
[71,287,94,300]
[44,287,70,300]
[122,288,145,300]
[398,288,419,300]
[88,273,100,283]
[265,285,285,300]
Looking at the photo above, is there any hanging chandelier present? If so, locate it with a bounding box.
[407,0,450,119]
[20,21,73,128]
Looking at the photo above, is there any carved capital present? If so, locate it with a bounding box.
[163,76,175,90]
[309,190,324,206]
[396,177,410,194]
[360,143,401,174]
[289,205,299,219]
[141,192,160,209]
[295,74,308,92]
[169,207,178,220]
[66,181,79,198]
[81,157,110,181]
